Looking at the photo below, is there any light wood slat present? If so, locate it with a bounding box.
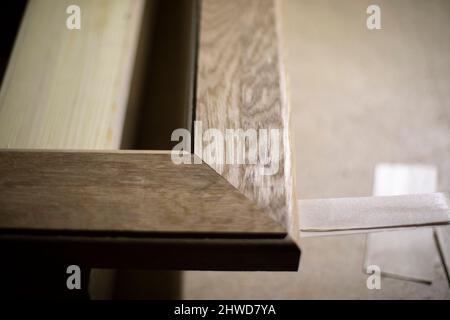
[196,0,298,240]
[0,150,285,236]
[0,0,145,149]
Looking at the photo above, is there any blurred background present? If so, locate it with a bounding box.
[181,0,450,299]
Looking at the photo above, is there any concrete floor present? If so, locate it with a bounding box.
[181,0,450,299]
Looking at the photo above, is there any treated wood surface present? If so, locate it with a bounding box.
[0,150,299,271]
[0,0,145,149]
[196,0,298,240]
[0,150,285,236]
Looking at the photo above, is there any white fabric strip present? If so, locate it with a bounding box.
[299,192,450,234]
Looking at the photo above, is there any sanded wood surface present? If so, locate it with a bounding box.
[196,0,298,240]
[0,150,300,271]
[0,150,285,236]
[0,0,145,149]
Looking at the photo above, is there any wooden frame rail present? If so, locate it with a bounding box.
[0,149,299,270]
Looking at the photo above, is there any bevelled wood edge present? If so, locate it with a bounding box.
[0,233,300,271]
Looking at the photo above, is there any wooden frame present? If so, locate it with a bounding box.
[0,0,300,271]
[0,150,299,271]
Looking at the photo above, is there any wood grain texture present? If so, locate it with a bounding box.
[0,150,285,236]
[196,0,298,240]
[0,0,145,149]
[0,150,300,271]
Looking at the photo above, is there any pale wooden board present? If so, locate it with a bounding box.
[0,150,285,236]
[196,0,297,240]
[0,0,145,149]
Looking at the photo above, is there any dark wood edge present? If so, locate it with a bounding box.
[0,233,300,271]
[0,227,287,240]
